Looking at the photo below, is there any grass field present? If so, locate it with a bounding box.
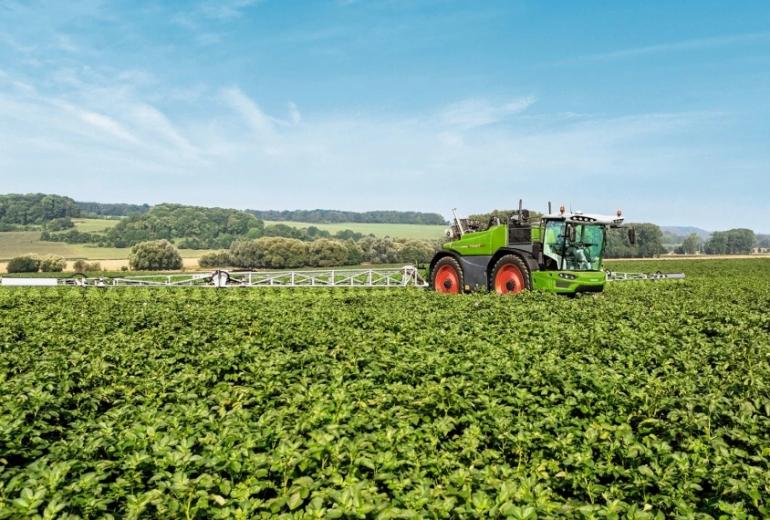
[72,218,120,233]
[265,220,446,239]
[0,231,212,272]
[1,258,769,517]
[0,218,444,271]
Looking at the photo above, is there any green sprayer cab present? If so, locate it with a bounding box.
[429,202,634,295]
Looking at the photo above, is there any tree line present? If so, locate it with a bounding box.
[42,204,378,248]
[673,229,758,255]
[0,194,80,226]
[604,225,760,257]
[199,236,437,269]
[76,201,151,217]
[246,209,447,225]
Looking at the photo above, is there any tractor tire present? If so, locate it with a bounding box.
[431,257,464,294]
[490,254,531,295]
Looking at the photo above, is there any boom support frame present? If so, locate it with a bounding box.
[1,266,429,289]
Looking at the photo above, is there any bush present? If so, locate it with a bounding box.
[73,259,87,274]
[344,239,363,265]
[43,229,96,244]
[73,260,102,274]
[229,238,308,269]
[39,255,66,272]
[6,255,41,273]
[229,240,264,269]
[258,238,308,268]
[47,217,74,232]
[128,240,183,271]
[308,239,348,267]
[198,251,235,268]
[358,237,403,264]
[398,240,437,266]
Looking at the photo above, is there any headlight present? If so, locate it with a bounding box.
[559,273,577,280]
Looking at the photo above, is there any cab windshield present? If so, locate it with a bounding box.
[543,221,605,271]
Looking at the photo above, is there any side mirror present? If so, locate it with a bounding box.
[567,225,576,242]
[628,227,636,246]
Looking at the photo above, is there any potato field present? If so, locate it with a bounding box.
[1,259,769,518]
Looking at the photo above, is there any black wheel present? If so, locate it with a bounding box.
[489,254,531,295]
[431,256,464,294]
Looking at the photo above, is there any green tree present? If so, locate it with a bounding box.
[46,217,74,231]
[104,204,264,248]
[6,255,41,273]
[358,237,402,264]
[72,260,102,274]
[229,240,264,269]
[605,223,666,258]
[725,228,756,254]
[229,238,309,268]
[128,240,183,271]
[259,237,308,268]
[0,194,80,225]
[308,239,348,267]
[344,239,363,265]
[398,240,436,266]
[682,233,702,254]
[704,232,728,254]
[39,255,66,272]
[198,251,235,268]
[636,224,667,257]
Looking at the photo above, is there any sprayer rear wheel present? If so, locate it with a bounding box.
[490,255,530,295]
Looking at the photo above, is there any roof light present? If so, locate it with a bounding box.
[617,209,622,217]
[559,204,565,215]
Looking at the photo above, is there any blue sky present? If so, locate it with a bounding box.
[0,1,768,231]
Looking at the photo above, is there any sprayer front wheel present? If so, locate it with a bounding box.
[431,257,464,294]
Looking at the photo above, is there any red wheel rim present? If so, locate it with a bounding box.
[494,264,525,294]
[435,265,460,294]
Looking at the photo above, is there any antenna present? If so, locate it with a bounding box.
[451,208,465,237]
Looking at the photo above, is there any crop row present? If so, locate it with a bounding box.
[1,259,769,518]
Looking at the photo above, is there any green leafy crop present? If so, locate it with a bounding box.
[1,259,769,518]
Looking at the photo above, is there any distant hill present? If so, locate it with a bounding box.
[660,226,711,240]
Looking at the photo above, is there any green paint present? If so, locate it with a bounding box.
[443,224,506,256]
[531,270,606,294]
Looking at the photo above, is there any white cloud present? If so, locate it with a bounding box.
[570,31,770,63]
[438,96,536,129]
[129,103,198,155]
[197,0,261,20]
[53,34,79,53]
[71,107,140,145]
[0,71,766,229]
[288,102,302,124]
[220,86,276,140]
